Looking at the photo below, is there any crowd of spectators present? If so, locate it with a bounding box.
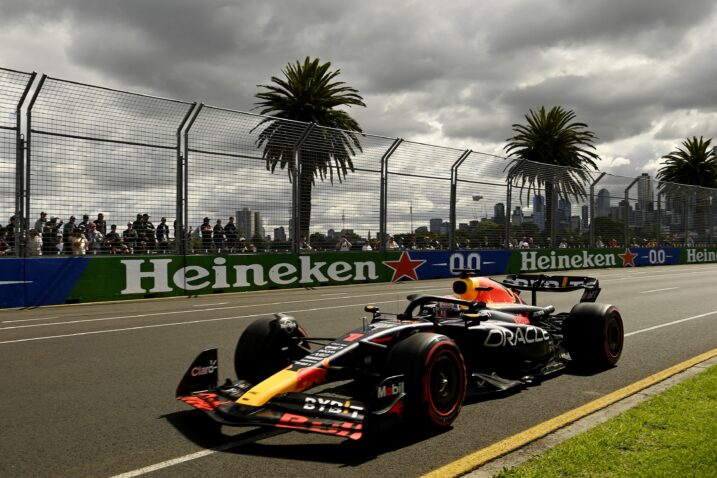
[0,212,175,256]
[0,212,704,257]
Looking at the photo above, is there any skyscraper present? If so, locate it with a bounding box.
[637,173,653,210]
[596,188,610,217]
[236,207,255,238]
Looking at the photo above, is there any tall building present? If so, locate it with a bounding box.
[493,203,505,225]
[637,173,653,209]
[429,218,443,233]
[511,206,523,226]
[236,208,254,238]
[596,188,611,217]
[557,198,571,229]
[235,207,265,238]
[254,211,265,239]
[273,226,286,242]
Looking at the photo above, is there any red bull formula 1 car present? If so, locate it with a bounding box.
[176,272,624,441]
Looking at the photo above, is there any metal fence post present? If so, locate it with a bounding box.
[14,72,36,258]
[505,183,512,249]
[589,172,605,247]
[177,102,199,255]
[551,182,558,249]
[449,149,472,251]
[624,176,640,247]
[379,138,402,252]
[656,190,662,245]
[23,74,47,258]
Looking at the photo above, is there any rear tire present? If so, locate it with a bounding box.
[563,303,624,371]
[387,333,466,429]
[234,315,309,384]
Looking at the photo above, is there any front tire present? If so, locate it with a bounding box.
[234,315,309,384]
[387,333,467,429]
[563,303,624,371]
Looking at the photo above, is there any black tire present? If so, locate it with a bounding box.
[563,303,624,371]
[387,333,467,429]
[234,315,308,385]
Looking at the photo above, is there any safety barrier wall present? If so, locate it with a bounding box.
[2,247,716,308]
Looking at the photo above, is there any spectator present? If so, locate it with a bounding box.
[213,219,225,252]
[63,216,77,253]
[224,217,238,252]
[6,215,17,250]
[86,223,104,254]
[156,217,169,252]
[27,229,43,256]
[105,224,122,254]
[559,238,568,248]
[34,211,47,233]
[299,235,312,251]
[238,237,247,252]
[77,214,91,235]
[94,213,107,235]
[142,214,156,251]
[42,225,56,255]
[200,217,212,252]
[335,235,351,251]
[0,228,7,255]
[70,231,87,255]
[386,236,398,250]
[595,236,604,248]
[362,241,373,251]
[519,236,529,248]
[123,222,138,253]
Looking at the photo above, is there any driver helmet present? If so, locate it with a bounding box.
[435,295,462,320]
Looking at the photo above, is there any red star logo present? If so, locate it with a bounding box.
[618,248,638,267]
[383,250,426,282]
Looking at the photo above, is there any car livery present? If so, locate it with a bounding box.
[175,271,624,441]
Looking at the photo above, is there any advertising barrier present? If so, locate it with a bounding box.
[1,247,715,308]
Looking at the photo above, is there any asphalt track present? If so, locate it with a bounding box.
[1,263,716,478]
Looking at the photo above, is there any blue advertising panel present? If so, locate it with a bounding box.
[408,249,513,279]
[630,248,681,267]
[0,258,90,308]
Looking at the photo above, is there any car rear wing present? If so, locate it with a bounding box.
[500,274,601,305]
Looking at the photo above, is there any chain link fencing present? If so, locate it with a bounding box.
[3,67,716,257]
[0,67,35,256]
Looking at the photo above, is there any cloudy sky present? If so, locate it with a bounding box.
[2,0,716,179]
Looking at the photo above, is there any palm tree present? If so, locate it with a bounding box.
[657,136,717,187]
[503,106,600,244]
[253,57,366,240]
[657,136,717,242]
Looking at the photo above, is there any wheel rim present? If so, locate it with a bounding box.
[428,352,461,416]
[605,314,623,359]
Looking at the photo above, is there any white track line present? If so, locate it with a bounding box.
[0,301,398,345]
[639,287,678,294]
[0,287,446,332]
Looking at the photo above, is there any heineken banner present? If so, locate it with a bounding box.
[0,247,713,308]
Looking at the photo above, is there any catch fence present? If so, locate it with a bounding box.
[1,66,715,257]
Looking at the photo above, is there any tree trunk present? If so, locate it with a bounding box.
[298,166,313,239]
[545,181,554,247]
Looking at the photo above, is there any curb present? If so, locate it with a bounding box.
[422,349,717,478]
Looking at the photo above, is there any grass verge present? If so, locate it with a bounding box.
[494,364,717,478]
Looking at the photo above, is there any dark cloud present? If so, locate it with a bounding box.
[0,0,715,174]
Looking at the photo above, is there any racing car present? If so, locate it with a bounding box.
[176,272,624,441]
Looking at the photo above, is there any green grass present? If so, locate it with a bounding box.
[494,365,717,478]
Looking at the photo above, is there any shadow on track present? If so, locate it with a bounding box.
[162,409,450,466]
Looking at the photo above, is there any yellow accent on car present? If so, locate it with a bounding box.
[237,369,299,407]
